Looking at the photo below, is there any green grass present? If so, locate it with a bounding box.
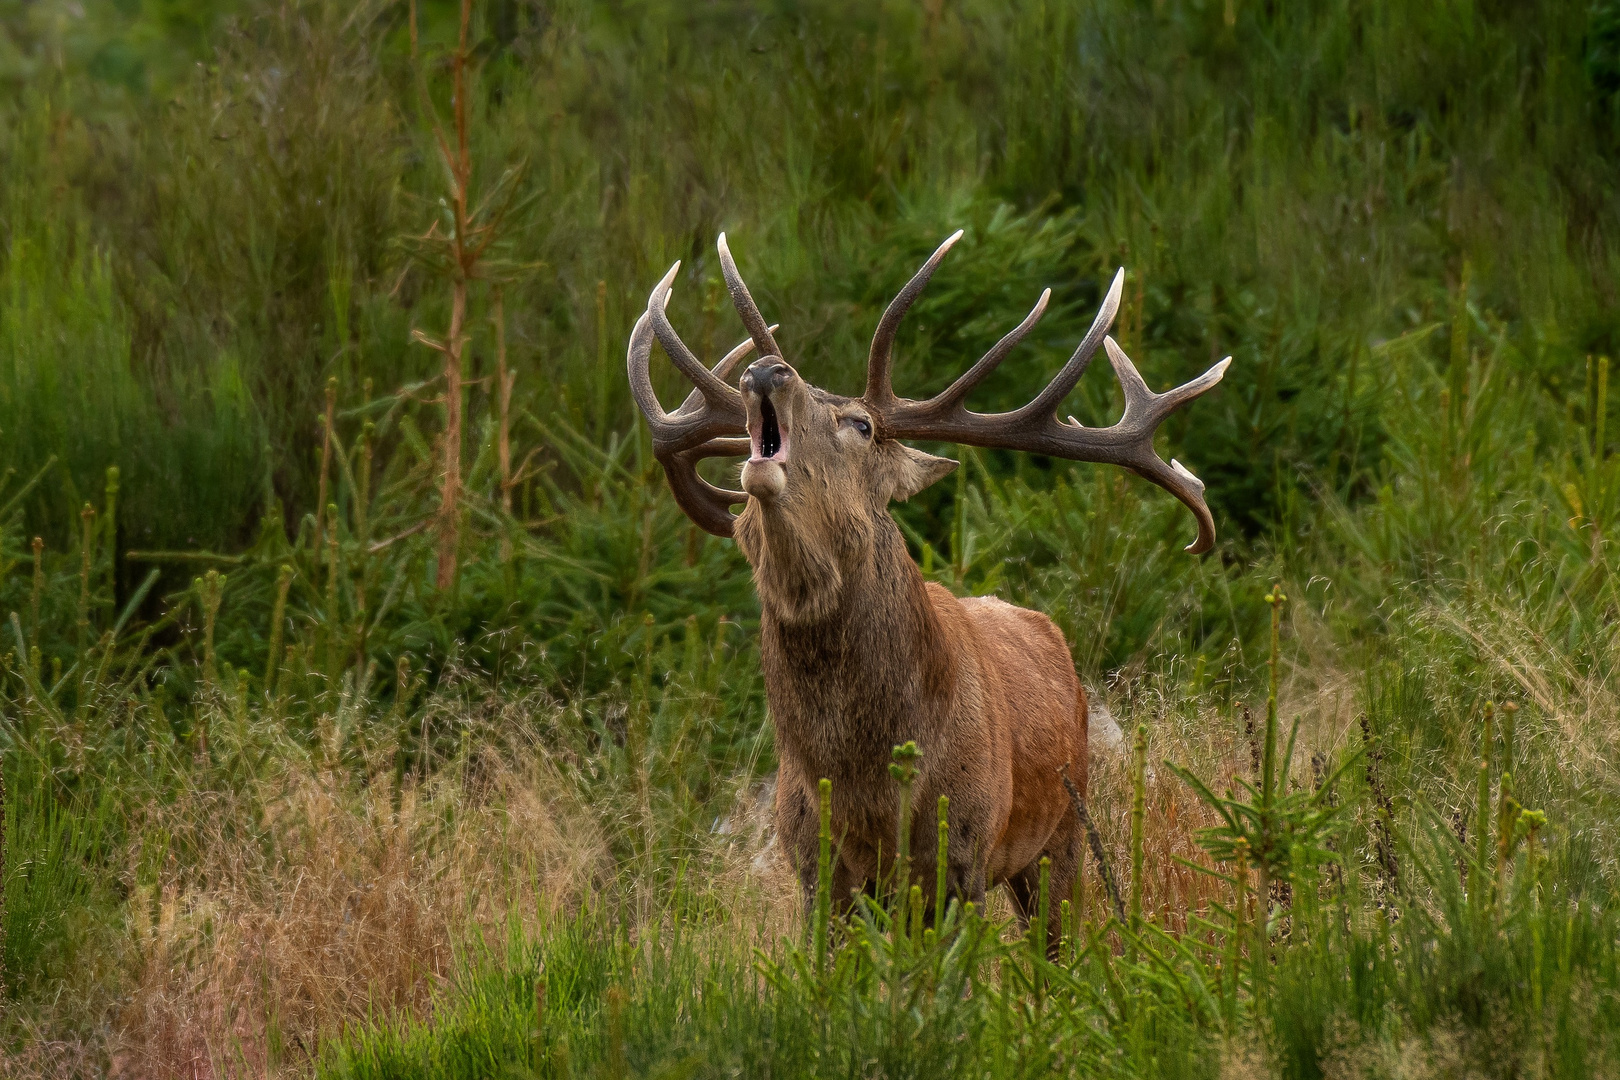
[314,750,1619,1080]
[2,0,1620,1075]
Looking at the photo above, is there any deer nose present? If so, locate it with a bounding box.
[741,358,791,395]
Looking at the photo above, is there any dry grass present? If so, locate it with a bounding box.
[1428,596,1620,800]
[0,652,1366,1079]
[1081,641,1356,938]
[108,723,610,1079]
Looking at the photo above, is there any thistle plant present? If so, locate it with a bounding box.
[316,377,337,551]
[909,884,925,950]
[1525,807,1547,1015]
[101,467,117,606]
[198,570,226,694]
[75,503,94,657]
[1061,764,1124,922]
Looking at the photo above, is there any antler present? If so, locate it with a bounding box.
[626,253,773,537]
[865,239,1231,554]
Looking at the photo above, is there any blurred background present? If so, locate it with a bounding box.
[2,0,1614,557]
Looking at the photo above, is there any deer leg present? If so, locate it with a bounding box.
[774,776,823,920]
[1005,873,1036,927]
[776,776,876,923]
[914,823,988,923]
[1006,813,1082,960]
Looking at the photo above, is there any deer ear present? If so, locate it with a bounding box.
[878,443,958,503]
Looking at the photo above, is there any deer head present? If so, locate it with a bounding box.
[627,232,1231,600]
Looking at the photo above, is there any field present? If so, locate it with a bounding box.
[3,0,1620,1075]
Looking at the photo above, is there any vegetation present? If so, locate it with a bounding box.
[2,0,1619,1075]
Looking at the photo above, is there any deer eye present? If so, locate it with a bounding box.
[843,417,872,439]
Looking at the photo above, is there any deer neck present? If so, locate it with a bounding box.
[737,501,956,777]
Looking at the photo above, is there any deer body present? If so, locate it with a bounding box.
[740,496,1087,915]
[627,231,1229,935]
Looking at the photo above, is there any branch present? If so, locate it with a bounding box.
[1061,764,1126,923]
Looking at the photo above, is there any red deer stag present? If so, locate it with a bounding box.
[627,232,1229,937]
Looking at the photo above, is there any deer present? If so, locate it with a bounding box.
[626,230,1229,942]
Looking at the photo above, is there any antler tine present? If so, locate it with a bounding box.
[1103,335,1157,419]
[717,234,782,360]
[647,263,745,412]
[918,288,1051,418]
[628,262,753,537]
[1049,334,1230,553]
[1120,452,1218,555]
[1015,269,1124,424]
[627,308,671,429]
[1104,336,1232,425]
[869,268,1230,554]
[666,438,750,537]
[678,324,780,415]
[627,270,747,458]
[866,230,965,407]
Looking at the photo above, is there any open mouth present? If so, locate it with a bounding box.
[750,394,788,463]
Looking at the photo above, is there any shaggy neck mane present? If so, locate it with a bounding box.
[736,500,958,780]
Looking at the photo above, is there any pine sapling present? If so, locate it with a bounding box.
[1033,855,1051,992]
[29,536,42,644]
[934,794,949,933]
[494,288,515,517]
[102,466,118,611]
[315,376,337,550]
[1227,835,1250,1031]
[401,0,525,592]
[815,777,832,976]
[890,741,920,939]
[264,564,293,700]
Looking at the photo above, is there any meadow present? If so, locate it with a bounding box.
[2,0,1620,1075]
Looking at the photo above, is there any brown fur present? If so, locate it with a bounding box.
[732,361,1086,941]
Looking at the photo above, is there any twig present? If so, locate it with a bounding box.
[125,550,244,566]
[368,518,434,554]
[1061,764,1126,923]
